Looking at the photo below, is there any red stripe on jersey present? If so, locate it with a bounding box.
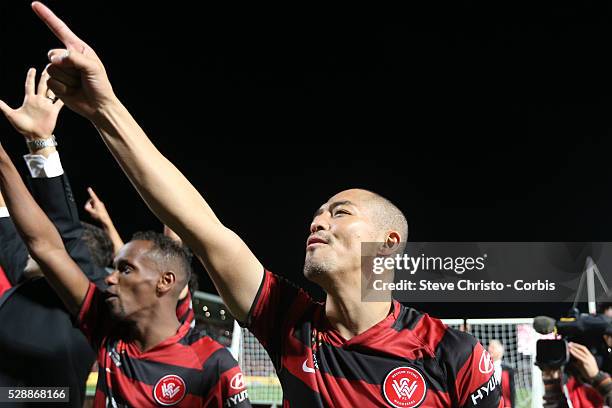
[205,364,248,408]
[0,266,11,297]
[112,334,223,371]
[501,369,512,407]
[176,291,195,326]
[77,282,97,341]
[118,341,203,371]
[410,313,448,356]
[455,341,501,407]
[187,336,225,364]
[283,348,319,392]
[342,320,439,361]
[93,389,105,408]
[567,376,604,407]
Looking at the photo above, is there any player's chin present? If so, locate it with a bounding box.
[303,258,332,282]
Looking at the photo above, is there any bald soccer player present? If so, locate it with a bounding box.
[30,3,502,406]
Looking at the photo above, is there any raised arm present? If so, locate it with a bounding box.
[0,65,89,315]
[32,2,263,321]
[0,142,89,315]
[0,66,108,287]
[84,187,124,255]
[0,67,64,285]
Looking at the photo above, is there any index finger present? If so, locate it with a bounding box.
[87,187,100,201]
[31,2,87,50]
[568,345,588,360]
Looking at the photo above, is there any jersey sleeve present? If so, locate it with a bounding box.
[75,281,112,349]
[240,269,307,368]
[438,328,503,408]
[202,348,251,408]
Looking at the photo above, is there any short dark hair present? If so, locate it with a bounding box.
[130,231,192,290]
[81,221,114,268]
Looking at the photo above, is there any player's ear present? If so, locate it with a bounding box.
[156,271,176,295]
[378,231,401,256]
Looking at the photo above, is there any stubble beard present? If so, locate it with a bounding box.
[304,252,336,283]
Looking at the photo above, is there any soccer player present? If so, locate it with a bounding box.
[0,67,205,405]
[0,82,250,408]
[31,2,502,406]
[0,144,250,407]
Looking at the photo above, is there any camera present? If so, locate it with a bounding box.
[534,309,612,372]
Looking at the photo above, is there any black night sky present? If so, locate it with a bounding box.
[2,1,612,319]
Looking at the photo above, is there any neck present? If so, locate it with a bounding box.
[324,282,393,340]
[128,305,181,352]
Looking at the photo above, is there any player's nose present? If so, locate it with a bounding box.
[310,213,330,234]
[104,270,119,286]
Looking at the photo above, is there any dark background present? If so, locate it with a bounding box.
[2,1,612,319]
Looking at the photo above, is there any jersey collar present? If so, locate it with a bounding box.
[320,300,402,347]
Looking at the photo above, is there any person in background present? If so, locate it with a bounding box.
[0,67,109,407]
[83,186,124,256]
[488,340,516,408]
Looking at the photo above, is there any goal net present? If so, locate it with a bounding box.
[466,318,540,408]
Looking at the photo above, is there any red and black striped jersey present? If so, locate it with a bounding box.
[243,270,503,408]
[177,290,195,328]
[78,282,251,407]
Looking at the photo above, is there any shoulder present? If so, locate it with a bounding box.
[434,326,480,372]
[397,306,478,366]
[267,270,318,302]
[262,270,322,316]
[181,331,237,371]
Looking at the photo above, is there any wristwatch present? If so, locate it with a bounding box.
[26,135,57,151]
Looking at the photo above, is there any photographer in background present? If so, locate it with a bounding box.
[541,328,612,407]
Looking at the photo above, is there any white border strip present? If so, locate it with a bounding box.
[441,319,464,325]
[466,318,534,325]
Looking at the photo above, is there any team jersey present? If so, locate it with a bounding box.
[77,282,251,407]
[177,290,195,328]
[242,270,503,408]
